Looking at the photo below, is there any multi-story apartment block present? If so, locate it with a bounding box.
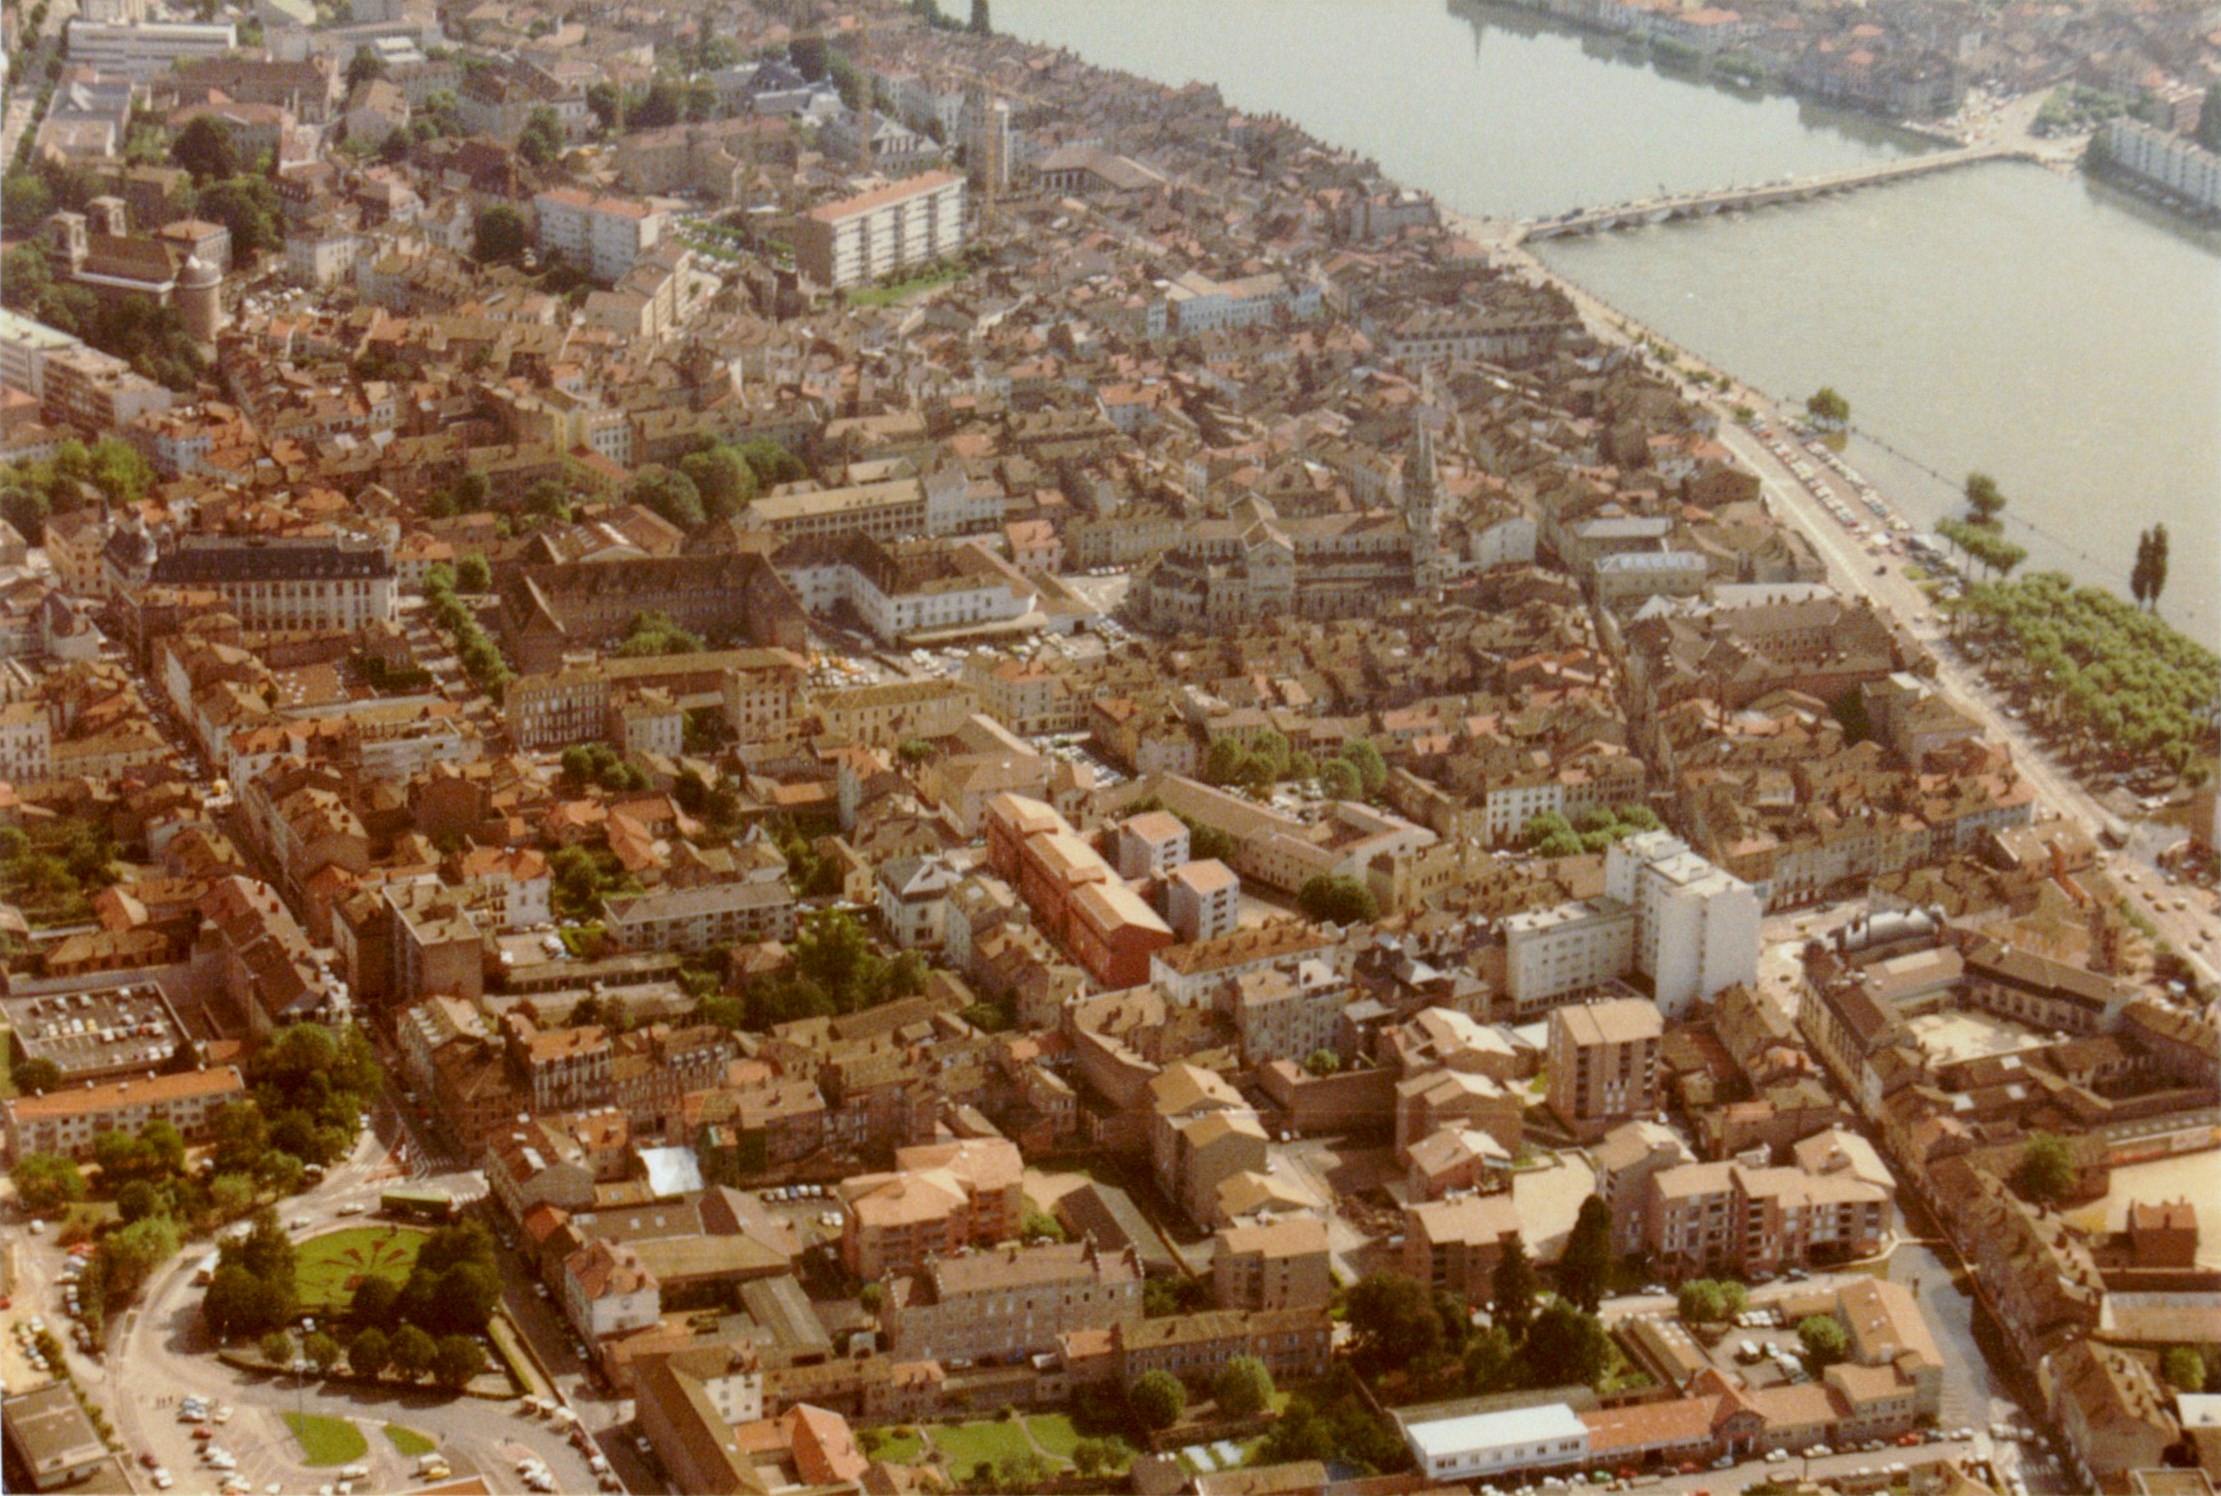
[503,1013,613,1115]
[789,171,966,290]
[603,881,798,954]
[1604,831,1762,1019]
[3,1066,243,1161]
[839,1136,1024,1281]
[1211,1213,1333,1312]
[882,1240,1142,1364]
[1546,997,1663,1140]
[1502,899,1637,1016]
[386,879,484,1006]
[1641,1157,1891,1280]
[533,188,663,284]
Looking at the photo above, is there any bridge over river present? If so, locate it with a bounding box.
[1505,142,2030,242]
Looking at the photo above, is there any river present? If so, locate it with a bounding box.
[992,0,2221,642]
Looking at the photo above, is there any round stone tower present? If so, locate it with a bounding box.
[176,253,225,343]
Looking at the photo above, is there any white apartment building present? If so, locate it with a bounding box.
[1399,1405,1591,1484]
[2103,119,2221,212]
[285,222,359,288]
[1502,898,1638,1015]
[0,309,83,399]
[64,18,236,75]
[1166,859,1240,944]
[533,188,663,284]
[790,170,966,290]
[1604,830,1762,1019]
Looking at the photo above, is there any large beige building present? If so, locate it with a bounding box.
[882,1239,1142,1364]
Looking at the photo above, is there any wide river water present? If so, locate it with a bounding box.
[993,0,2221,642]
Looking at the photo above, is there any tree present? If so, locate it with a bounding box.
[455,554,491,592]
[858,1282,884,1315]
[1963,472,2006,528]
[1558,1195,1614,1315]
[1019,1209,1066,1243]
[632,78,684,130]
[97,1214,179,1303]
[303,1330,343,1375]
[1213,1355,1274,1416]
[431,1334,485,1390]
[2013,1132,2077,1206]
[1462,1323,1519,1393]
[1204,736,1250,786]
[678,443,759,520]
[1126,1369,1185,1431]
[259,1328,298,1367]
[969,0,990,33]
[1298,872,1377,926]
[171,115,238,182]
[1490,1233,1538,1340]
[517,105,564,167]
[345,48,388,88]
[389,1324,436,1380]
[1347,1271,1445,1373]
[1677,1278,1727,1322]
[11,1151,86,1211]
[1804,386,1850,430]
[2165,1345,2209,1393]
[196,175,282,261]
[1523,1301,1612,1387]
[586,81,624,133]
[473,203,528,263]
[1318,757,1363,801]
[209,1172,256,1220]
[116,1179,167,1224]
[1304,1047,1341,1077]
[1797,1314,1849,1368]
[1341,737,1388,796]
[10,1056,60,1095]
[628,465,705,531]
[351,1275,400,1327]
[348,1326,391,1379]
[2131,524,2170,612]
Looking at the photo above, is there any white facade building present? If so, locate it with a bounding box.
[533,188,663,284]
[1399,1404,1591,1483]
[1604,830,1762,1019]
[1503,898,1638,1016]
[790,170,966,290]
[63,18,236,76]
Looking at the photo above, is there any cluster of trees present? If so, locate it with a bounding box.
[1522,803,1662,859]
[558,741,651,795]
[423,563,514,698]
[1675,1277,1751,1323]
[0,435,154,542]
[1200,732,1388,803]
[370,1220,505,1336]
[202,1208,301,1338]
[1797,1313,1849,1368]
[472,202,529,264]
[616,609,705,658]
[1297,873,1377,926]
[1951,571,2217,777]
[0,814,120,924]
[549,843,643,921]
[699,908,928,1030]
[622,437,804,533]
[1256,1363,1406,1472]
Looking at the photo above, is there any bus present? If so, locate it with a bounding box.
[380,1188,457,1224]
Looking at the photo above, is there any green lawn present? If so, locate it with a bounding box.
[926,1420,1036,1472]
[384,1424,437,1457]
[1024,1414,1081,1461]
[284,1412,368,1467]
[859,1426,926,1464]
[847,263,964,307]
[294,1225,427,1315]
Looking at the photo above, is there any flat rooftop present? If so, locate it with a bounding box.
[3,985,186,1080]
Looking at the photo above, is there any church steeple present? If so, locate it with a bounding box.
[1405,417,1444,591]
